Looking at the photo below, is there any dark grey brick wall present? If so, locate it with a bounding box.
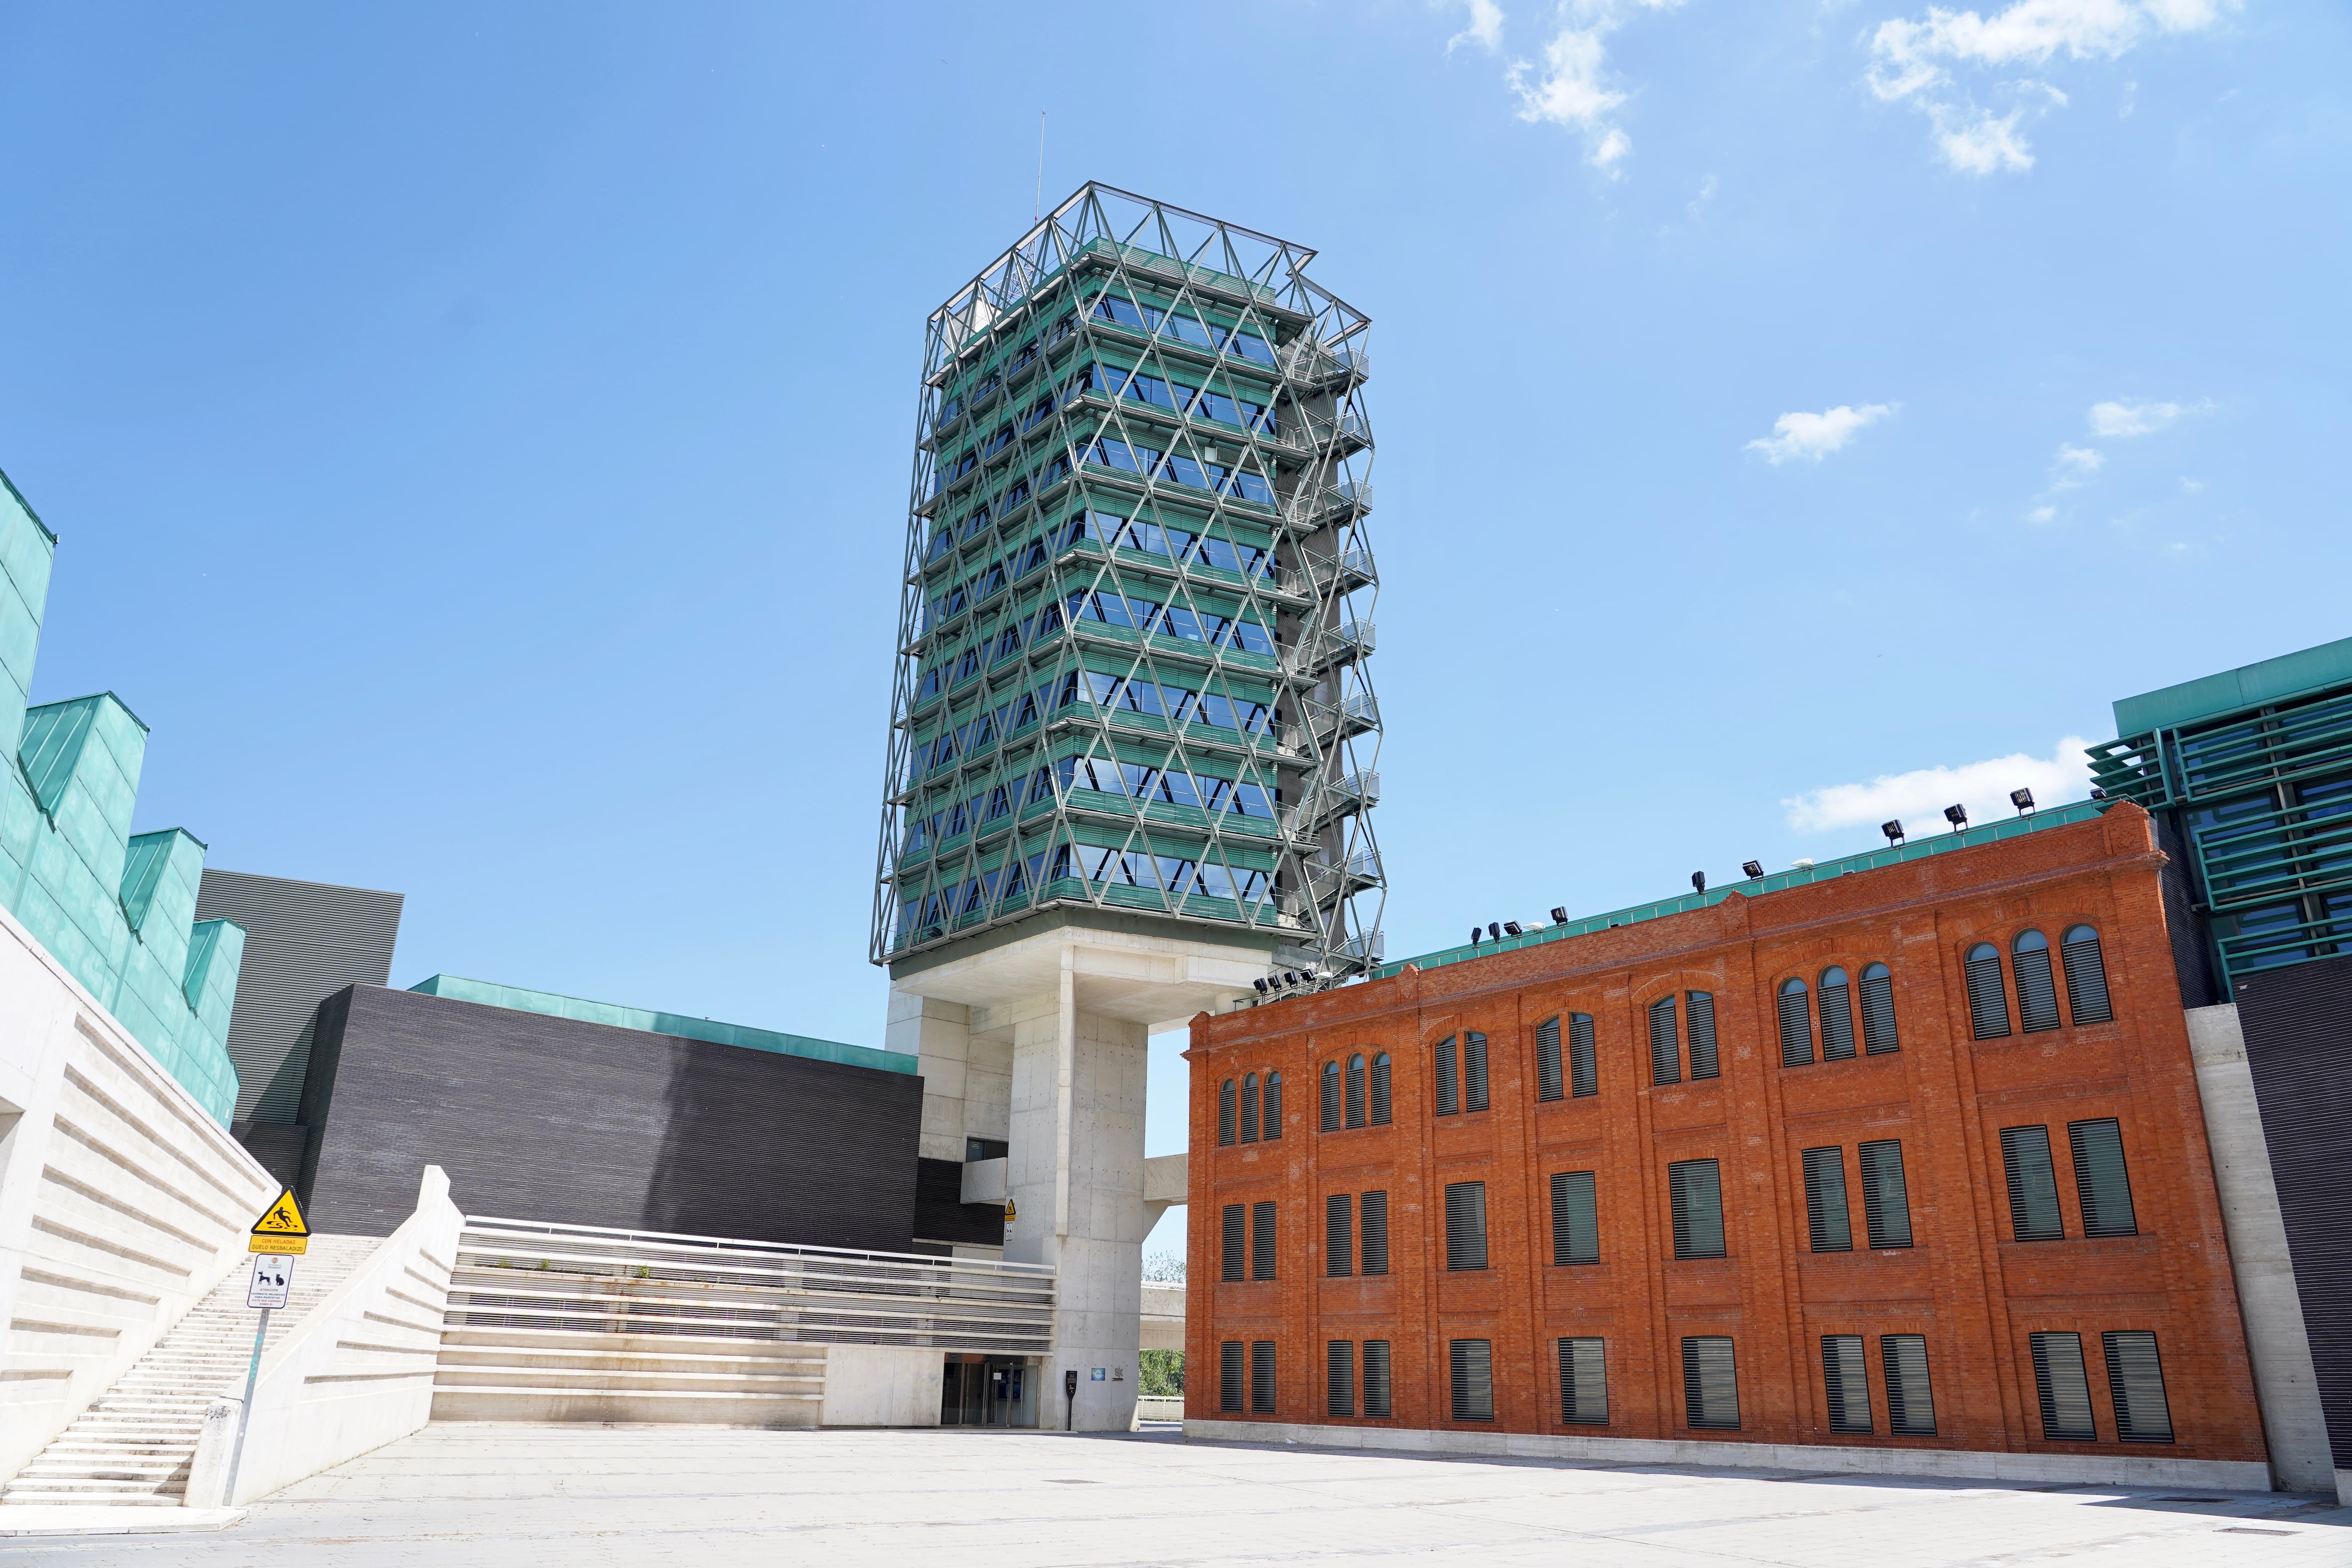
[2235,953,2352,1467]
[301,984,922,1249]
[913,1156,1007,1247]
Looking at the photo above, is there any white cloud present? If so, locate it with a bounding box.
[1745,403,1896,464]
[2089,398,2183,436]
[2055,443,2103,473]
[1782,736,2096,836]
[2027,503,2058,522]
[1500,0,1684,175]
[1867,0,2234,173]
[1445,0,1507,53]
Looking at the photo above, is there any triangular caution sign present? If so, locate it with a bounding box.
[252,1188,309,1236]
[1002,1199,1017,1224]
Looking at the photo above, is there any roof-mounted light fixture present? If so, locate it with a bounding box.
[1944,804,1969,831]
[2011,787,2036,814]
[1883,820,1905,846]
[1742,860,1765,879]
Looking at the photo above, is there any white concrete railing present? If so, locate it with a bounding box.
[0,901,278,1489]
[186,1165,461,1507]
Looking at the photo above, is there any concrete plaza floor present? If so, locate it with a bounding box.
[4,1423,2346,1567]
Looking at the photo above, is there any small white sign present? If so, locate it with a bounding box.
[247,1253,294,1310]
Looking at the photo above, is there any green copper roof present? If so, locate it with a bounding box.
[407,974,914,1075]
[1374,797,2112,980]
[2113,634,2352,738]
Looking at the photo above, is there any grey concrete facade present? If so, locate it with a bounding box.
[2185,1003,2335,1494]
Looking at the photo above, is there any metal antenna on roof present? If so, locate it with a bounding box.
[1034,111,1046,222]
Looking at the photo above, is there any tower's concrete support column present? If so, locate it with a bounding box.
[888,923,1266,1431]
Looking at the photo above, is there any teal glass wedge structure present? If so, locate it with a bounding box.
[872,185,1386,981]
[2089,633,2352,994]
[0,466,245,1122]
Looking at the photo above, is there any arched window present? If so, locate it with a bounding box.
[1434,1035,1461,1116]
[2013,930,2061,1032]
[1965,943,2010,1040]
[2062,926,2114,1024]
[1463,1031,1490,1112]
[1240,1072,1261,1143]
[1263,1072,1283,1139]
[1859,962,1899,1054]
[1320,1060,1342,1132]
[1218,1078,1237,1146]
[1369,1052,1392,1124]
[1346,1053,1367,1128]
[1685,993,1719,1080]
[1568,1014,1598,1097]
[1778,978,1814,1067]
[1536,1016,1564,1102]
[1648,995,1680,1085]
[1818,967,1856,1061]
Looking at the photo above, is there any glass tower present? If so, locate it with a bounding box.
[872,185,1385,987]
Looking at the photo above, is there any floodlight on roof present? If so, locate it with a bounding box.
[2010,787,2035,814]
[1550,906,1569,923]
[1502,921,1522,936]
[1253,978,1268,994]
[1742,860,1764,879]
[1470,926,1482,946]
[2090,787,2108,800]
[1944,804,1968,831]
[1487,923,1501,942]
[1883,820,1905,845]
[1691,872,1706,893]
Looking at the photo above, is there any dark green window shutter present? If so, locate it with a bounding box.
[1558,1337,1607,1425]
[1882,1334,1937,1435]
[1325,1193,1353,1278]
[2000,1125,2065,1241]
[1860,963,1900,1054]
[2102,1331,2173,1442]
[1966,944,2011,1040]
[1819,968,1857,1060]
[1669,1159,1726,1259]
[1218,1078,1237,1144]
[1681,1336,1740,1430]
[2014,931,2061,1032]
[1251,1200,1277,1281]
[1347,1053,1367,1128]
[1463,1031,1489,1111]
[1779,979,1814,1067]
[2030,1331,2095,1441]
[1434,1035,1459,1116]
[1240,1072,1260,1143]
[1569,1013,1598,1097]
[1549,1170,1599,1266]
[1363,1340,1392,1418]
[1360,1190,1389,1276]
[1821,1334,1872,1434]
[1859,1138,1914,1249]
[2068,1117,2137,1237]
[1369,1053,1391,1124]
[1536,1016,1564,1102]
[1802,1146,1851,1253]
[1219,1341,1244,1412]
[1320,1061,1341,1131]
[1448,1339,1494,1421]
[2062,925,2114,1025]
[1221,1204,1246,1281]
[1685,992,1719,1080]
[1444,1181,1488,1271]
[1649,995,1681,1085]
[1326,1340,1355,1418]
[1250,1340,1276,1414]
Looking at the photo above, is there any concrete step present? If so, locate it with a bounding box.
[0,1490,185,1507]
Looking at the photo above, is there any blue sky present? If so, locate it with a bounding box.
[2,3,2344,1261]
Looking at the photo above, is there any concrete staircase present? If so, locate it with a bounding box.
[0,1235,381,1507]
[433,1326,829,1425]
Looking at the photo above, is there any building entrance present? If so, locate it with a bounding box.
[940,1355,1034,1426]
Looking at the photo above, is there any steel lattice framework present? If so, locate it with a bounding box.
[870,184,1385,984]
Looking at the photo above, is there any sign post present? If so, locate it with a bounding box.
[224,1188,310,1506]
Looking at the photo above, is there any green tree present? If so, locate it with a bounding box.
[1139,1348,1184,1396]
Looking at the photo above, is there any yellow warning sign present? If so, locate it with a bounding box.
[1002,1199,1017,1224]
[248,1188,310,1253]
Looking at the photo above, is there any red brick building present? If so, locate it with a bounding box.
[1184,803,2269,1480]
